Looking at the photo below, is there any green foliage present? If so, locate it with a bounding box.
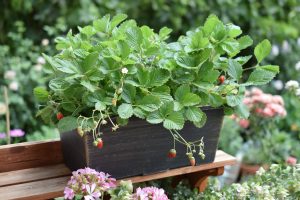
[37,14,278,136]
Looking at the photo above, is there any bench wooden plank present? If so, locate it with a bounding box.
[0,150,235,199]
[0,164,71,187]
[0,176,69,200]
[0,139,62,172]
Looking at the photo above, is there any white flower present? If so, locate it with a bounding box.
[269,164,279,171]
[256,167,265,176]
[297,38,300,46]
[121,67,128,74]
[34,64,43,72]
[295,61,300,71]
[41,39,49,46]
[271,45,279,56]
[0,102,7,115]
[272,80,283,90]
[282,40,290,53]
[4,70,16,80]
[37,56,46,65]
[285,80,299,90]
[296,89,300,97]
[9,81,19,91]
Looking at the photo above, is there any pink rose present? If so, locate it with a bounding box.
[239,119,250,128]
[286,156,297,165]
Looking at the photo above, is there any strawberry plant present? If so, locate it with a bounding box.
[34,14,279,160]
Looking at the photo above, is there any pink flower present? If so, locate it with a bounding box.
[251,87,263,96]
[286,156,297,165]
[64,187,75,199]
[0,133,6,139]
[239,119,250,129]
[262,107,274,117]
[272,95,284,105]
[84,183,101,200]
[10,129,25,137]
[133,187,169,200]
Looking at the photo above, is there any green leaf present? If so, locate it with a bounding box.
[79,25,96,37]
[254,39,271,63]
[227,24,242,37]
[82,52,98,72]
[58,116,78,133]
[209,93,224,107]
[110,13,127,31]
[163,112,184,130]
[152,86,173,102]
[148,68,170,87]
[228,59,242,80]
[258,65,280,73]
[193,112,207,128]
[80,80,98,92]
[43,54,78,74]
[175,85,201,107]
[34,87,49,103]
[137,95,161,112]
[93,15,110,32]
[203,15,221,35]
[133,107,147,119]
[238,35,253,50]
[236,103,250,119]
[226,95,244,107]
[246,69,277,86]
[117,103,133,119]
[185,107,204,122]
[126,27,143,50]
[116,117,129,126]
[159,27,172,40]
[95,101,106,111]
[121,84,136,103]
[146,111,164,124]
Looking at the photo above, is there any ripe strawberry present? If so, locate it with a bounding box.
[56,112,64,120]
[97,138,103,149]
[189,156,196,166]
[168,149,177,158]
[218,75,225,84]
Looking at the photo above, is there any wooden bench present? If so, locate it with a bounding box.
[0,139,236,200]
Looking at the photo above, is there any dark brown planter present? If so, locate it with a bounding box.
[60,107,224,179]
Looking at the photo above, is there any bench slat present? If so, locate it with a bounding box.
[0,139,63,172]
[0,164,70,187]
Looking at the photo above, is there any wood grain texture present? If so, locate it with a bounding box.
[0,139,63,172]
[61,107,224,179]
[0,176,69,200]
[0,164,70,187]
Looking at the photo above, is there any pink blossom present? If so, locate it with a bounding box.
[262,107,274,117]
[10,129,25,137]
[0,133,6,139]
[239,119,250,129]
[243,97,252,105]
[84,183,101,200]
[251,87,263,96]
[286,156,297,165]
[133,187,169,200]
[64,187,75,199]
[272,95,284,105]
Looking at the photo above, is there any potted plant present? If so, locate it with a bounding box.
[227,88,293,175]
[34,14,278,178]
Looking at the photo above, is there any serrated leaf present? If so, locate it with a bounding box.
[95,101,106,111]
[181,93,201,107]
[110,13,127,31]
[209,93,224,107]
[121,84,136,103]
[228,59,242,80]
[159,27,172,40]
[137,95,161,112]
[117,103,133,119]
[146,111,164,124]
[193,112,207,128]
[185,107,204,122]
[82,52,98,72]
[58,116,78,133]
[126,27,143,50]
[163,112,184,130]
[148,68,170,87]
[133,107,147,119]
[258,65,280,73]
[238,35,253,50]
[226,95,244,107]
[246,69,277,86]
[43,54,78,74]
[227,24,242,37]
[203,15,221,35]
[34,87,49,103]
[93,15,110,32]
[236,103,250,119]
[152,86,173,102]
[80,80,98,92]
[254,39,271,63]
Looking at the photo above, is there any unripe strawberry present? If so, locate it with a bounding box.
[168,149,177,158]
[97,138,103,149]
[189,156,196,166]
[112,98,117,106]
[56,112,64,120]
[93,140,98,147]
[101,119,107,125]
[218,75,225,84]
[77,127,84,136]
[117,88,123,94]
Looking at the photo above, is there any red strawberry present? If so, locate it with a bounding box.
[189,156,196,166]
[218,75,225,84]
[56,112,64,120]
[168,149,177,158]
[97,138,103,149]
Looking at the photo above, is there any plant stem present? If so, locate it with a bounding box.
[4,86,10,144]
